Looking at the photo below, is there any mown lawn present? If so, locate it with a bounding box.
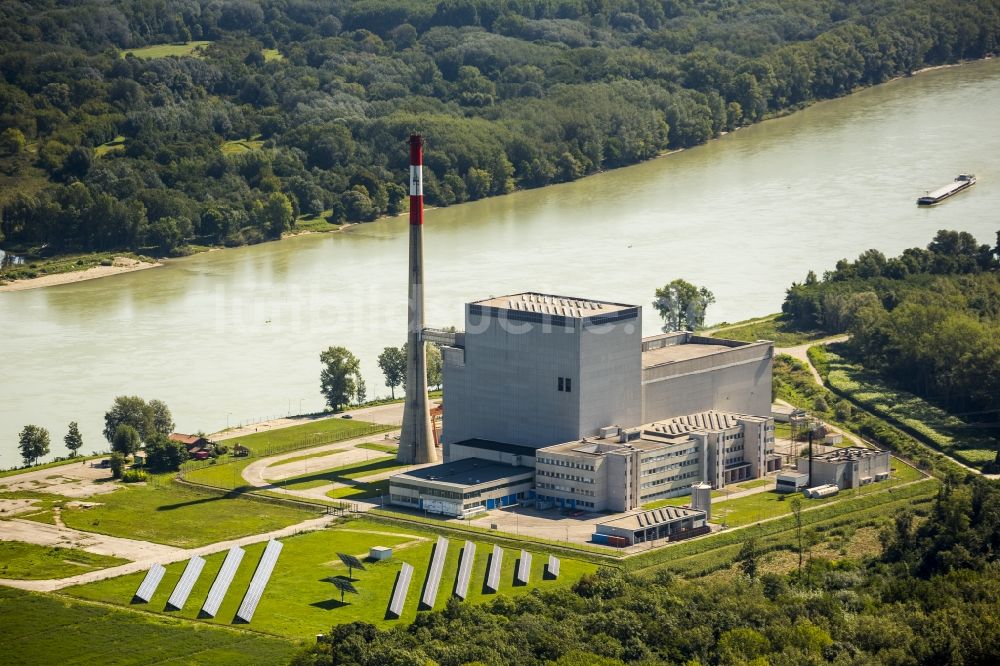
[122,41,211,59]
[65,518,595,639]
[54,479,317,548]
[711,460,924,527]
[0,587,299,665]
[0,541,127,580]
[643,490,725,510]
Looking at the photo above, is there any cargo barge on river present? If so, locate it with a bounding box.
[917,174,976,206]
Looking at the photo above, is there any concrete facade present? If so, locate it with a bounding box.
[533,411,779,513]
[389,458,535,518]
[797,447,891,490]
[642,333,773,422]
[442,293,641,451]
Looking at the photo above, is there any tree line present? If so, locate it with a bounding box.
[294,473,1000,665]
[782,229,1000,419]
[2,0,998,258]
[319,342,442,411]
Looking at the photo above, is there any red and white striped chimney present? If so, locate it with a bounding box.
[398,134,437,465]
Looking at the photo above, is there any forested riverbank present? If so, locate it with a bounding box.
[1,0,999,264]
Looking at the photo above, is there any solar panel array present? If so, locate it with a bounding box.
[201,546,245,618]
[337,552,366,578]
[236,539,283,623]
[420,536,449,610]
[516,550,532,585]
[547,555,560,579]
[387,562,414,619]
[453,541,476,600]
[134,564,166,603]
[330,576,359,602]
[166,556,206,610]
[485,545,503,592]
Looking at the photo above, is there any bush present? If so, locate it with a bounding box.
[121,468,147,483]
[108,452,126,479]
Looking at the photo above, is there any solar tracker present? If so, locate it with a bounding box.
[166,556,206,610]
[134,564,166,603]
[485,545,503,593]
[453,541,476,600]
[235,539,283,623]
[516,550,531,585]
[387,562,414,619]
[336,552,366,579]
[201,546,244,618]
[420,536,448,610]
[329,576,359,603]
[547,554,560,579]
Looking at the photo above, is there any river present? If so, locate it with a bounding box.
[2,59,999,468]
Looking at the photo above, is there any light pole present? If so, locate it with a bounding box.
[299,398,304,415]
[226,412,233,429]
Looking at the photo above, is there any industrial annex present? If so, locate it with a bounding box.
[389,292,787,543]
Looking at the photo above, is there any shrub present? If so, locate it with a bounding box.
[108,452,126,479]
[121,468,147,483]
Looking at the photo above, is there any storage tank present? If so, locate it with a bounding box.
[691,482,712,521]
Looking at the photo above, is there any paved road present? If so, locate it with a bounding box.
[776,336,849,384]
[0,519,184,561]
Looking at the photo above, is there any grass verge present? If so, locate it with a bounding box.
[55,477,317,548]
[0,587,299,665]
[707,313,831,347]
[122,41,211,59]
[0,541,127,580]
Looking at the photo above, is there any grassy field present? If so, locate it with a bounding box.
[220,137,264,155]
[262,48,284,61]
[736,479,770,490]
[357,442,399,454]
[267,456,406,487]
[292,213,341,233]
[816,346,996,470]
[0,454,105,479]
[50,479,317,548]
[182,418,393,492]
[122,41,211,59]
[629,478,938,574]
[708,314,832,347]
[711,460,924,527]
[327,479,390,500]
[65,518,596,639]
[0,541,127,580]
[95,135,126,157]
[0,587,299,665]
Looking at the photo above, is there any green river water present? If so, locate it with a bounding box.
[2,59,999,467]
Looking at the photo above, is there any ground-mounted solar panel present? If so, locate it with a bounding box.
[336,552,366,579]
[329,576,359,603]
[387,562,414,619]
[201,546,245,618]
[235,539,283,623]
[546,555,560,579]
[134,564,166,603]
[453,541,476,600]
[420,536,448,610]
[516,550,531,585]
[166,556,206,610]
[485,545,503,593]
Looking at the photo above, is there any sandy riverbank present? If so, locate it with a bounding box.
[0,257,161,292]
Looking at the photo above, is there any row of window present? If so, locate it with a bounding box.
[643,447,699,464]
[537,494,596,508]
[640,469,700,489]
[536,482,596,497]
[642,457,699,477]
[537,457,596,471]
[537,469,595,484]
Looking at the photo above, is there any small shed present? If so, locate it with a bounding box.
[369,546,392,561]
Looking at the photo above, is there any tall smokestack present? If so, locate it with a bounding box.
[398,134,438,465]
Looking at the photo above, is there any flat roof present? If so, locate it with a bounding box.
[392,458,533,489]
[642,342,735,366]
[599,506,705,532]
[451,439,538,458]
[814,446,885,462]
[473,292,635,318]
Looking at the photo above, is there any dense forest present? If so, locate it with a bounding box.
[295,475,1000,665]
[782,229,1000,420]
[1,0,999,256]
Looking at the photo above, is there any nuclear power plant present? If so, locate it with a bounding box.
[389,136,779,540]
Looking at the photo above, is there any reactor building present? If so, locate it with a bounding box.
[390,291,778,518]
